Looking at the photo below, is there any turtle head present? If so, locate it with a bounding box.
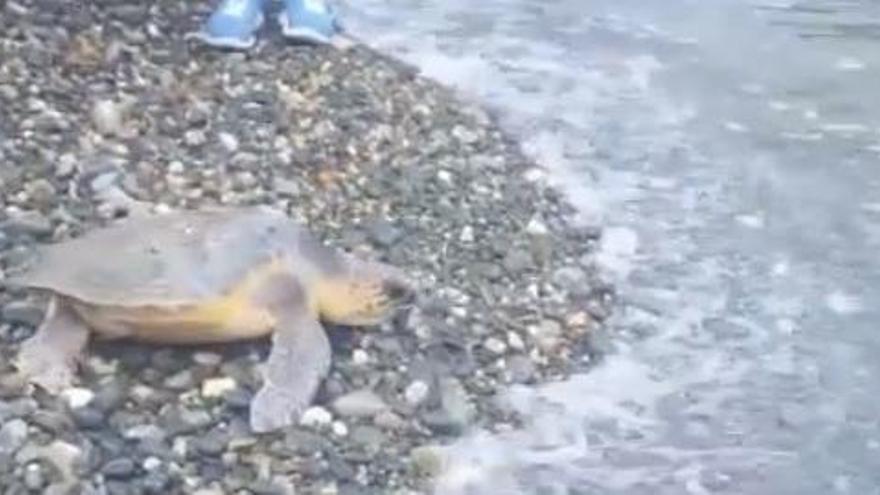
[314,255,415,327]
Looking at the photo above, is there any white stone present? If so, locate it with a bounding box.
[331,421,349,437]
[201,377,237,398]
[352,349,370,366]
[483,337,507,355]
[143,457,162,472]
[507,331,526,351]
[217,132,239,153]
[192,352,222,366]
[62,388,95,409]
[459,225,475,243]
[300,406,333,428]
[404,380,429,406]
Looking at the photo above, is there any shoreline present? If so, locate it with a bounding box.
[0,2,612,493]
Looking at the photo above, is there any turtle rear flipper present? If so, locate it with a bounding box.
[249,275,331,433]
[15,296,91,393]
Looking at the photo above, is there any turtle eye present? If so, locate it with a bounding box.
[382,280,413,304]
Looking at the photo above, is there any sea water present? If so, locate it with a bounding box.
[338,0,880,493]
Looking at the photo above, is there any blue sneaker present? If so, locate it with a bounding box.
[196,0,266,49]
[278,0,340,44]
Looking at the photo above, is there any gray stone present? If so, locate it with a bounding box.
[102,457,136,478]
[4,210,52,237]
[552,266,590,296]
[2,300,44,327]
[0,418,28,455]
[163,370,195,390]
[367,220,402,248]
[422,378,474,436]
[331,389,389,418]
[503,248,532,274]
[350,425,385,454]
[506,355,537,384]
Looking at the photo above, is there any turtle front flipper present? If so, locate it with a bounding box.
[14,296,91,393]
[249,276,332,433]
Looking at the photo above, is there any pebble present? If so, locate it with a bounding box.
[218,132,239,152]
[552,266,590,296]
[299,406,333,428]
[350,425,385,453]
[70,406,104,429]
[102,457,136,478]
[529,319,563,352]
[374,410,407,431]
[23,462,46,490]
[331,389,389,418]
[16,440,83,489]
[192,352,223,367]
[184,129,207,147]
[123,424,165,442]
[0,419,28,454]
[506,355,537,384]
[163,369,195,390]
[460,225,475,243]
[503,248,533,274]
[201,377,237,398]
[422,378,474,435]
[91,99,125,136]
[351,349,370,366]
[1,300,44,327]
[367,220,402,248]
[483,337,507,355]
[507,331,526,351]
[61,387,95,409]
[410,445,448,476]
[404,380,430,407]
[143,456,162,472]
[331,421,349,437]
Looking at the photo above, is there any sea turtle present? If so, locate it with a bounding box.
[3,206,414,432]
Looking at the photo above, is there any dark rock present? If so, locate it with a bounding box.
[160,406,214,435]
[70,406,105,429]
[142,472,172,494]
[223,387,252,410]
[194,429,229,457]
[366,219,402,248]
[102,457,136,479]
[31,410,72,433]
[282,429,330,456]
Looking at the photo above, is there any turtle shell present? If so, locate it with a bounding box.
[5,206,318,308]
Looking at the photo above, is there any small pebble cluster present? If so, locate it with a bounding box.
[0,1,613,494]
